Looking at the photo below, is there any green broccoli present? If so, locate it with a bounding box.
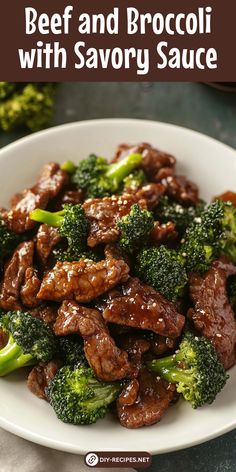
[180,200,236,273]
[147,332,228,409]
[0,83,56,132]
[117,203,154,254]
[0,82,17,100]
[0,217,22,268]
[46,364,121,425]
[155,196,206,235]
[135,245,187,302]
[65,152,142,198]
[123,169,147,192]
[57,335,87,366]
[30,203,89,261]
[0,311,57,376]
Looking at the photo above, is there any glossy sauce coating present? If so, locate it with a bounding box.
[54,300,133,381]
[188,258,236,369]
[37,253,129,303]
[103,278,185,338]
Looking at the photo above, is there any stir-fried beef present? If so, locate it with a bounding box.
[150,221,177,245]
[36,224,61,266]
[60,190,83,205]
[29,304,59,327]
[20,267,41,307]
[27,361,60,400]
[54,301,133,381]
[164,175,199,206]
[117,367,176,428]
[0,329,8,349]
[116,332,151,376]
[0,145,234,429]
[83,194,146,247]
[188,258,236,369]
[0,241,35,310]
[113,142,176,182]
[118,379,140,406]
[136,183,165,209]
[7,163,68,233]
[37,253,129,303]
[103,278,185,338]
[148,334,176,356]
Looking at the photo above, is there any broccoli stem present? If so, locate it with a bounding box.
[0,334,34,376]
[82,382,121,410]
[105,153,142,188]
[30,209,65,227]
[61,160,76,175]
[147,358,193,384]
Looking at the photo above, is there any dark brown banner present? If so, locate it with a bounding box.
[0,0,235,81]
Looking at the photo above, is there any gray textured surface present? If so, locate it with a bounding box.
[0,82,236,471]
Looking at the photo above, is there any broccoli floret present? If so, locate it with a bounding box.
[155,196,206,235]
[0,83,56,132]
[0,311,57,376]
[135,245,187,302]
[69,152,143,198]
[147,332,228,409]
[30,204,89,261]
[123,169,147,192]
[117,204,154,254]
[57,335,87,366]
[53,245,101,263]
[180,200,236,273]
[71,154,108,194]
[46,364,121,425]
[0,217,22,268]
[0,82,17,100]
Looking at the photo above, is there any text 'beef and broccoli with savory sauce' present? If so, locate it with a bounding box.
[0,142,235,428]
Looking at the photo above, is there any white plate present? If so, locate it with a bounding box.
[0,119,236,455]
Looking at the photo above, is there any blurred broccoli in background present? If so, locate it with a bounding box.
[0,82,17,100]
[0,83,56,132]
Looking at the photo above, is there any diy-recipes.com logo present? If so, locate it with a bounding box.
[84,451,152,468]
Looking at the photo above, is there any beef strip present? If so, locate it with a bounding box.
[136,183,165,209]
[147,334,176,356]
[116,332,150,377]
[150,221,177,245]
[103,278,185,338]
[27,361,60,400]
[188,257,236,369]
[117,367,176,428]
[36,224,61,266]
[7,163,68,233]
[163,175,199,206]
[113,142,176,182]
[118,379,140,406]
[215,191,236,206]
[54,301,133,381]
[29,304,59,327]
[83,194,147,247]
[37,253,129,303]
[0,329,8,349]
[20,267,41,307]
[59,190,84,206]
[0,241,35,311]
